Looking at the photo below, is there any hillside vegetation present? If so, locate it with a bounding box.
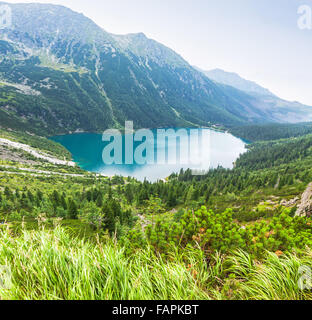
[230,122,312,142]
[0,225,311,300]
[0,124,312,299]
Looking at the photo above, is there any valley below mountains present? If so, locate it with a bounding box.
[1,2,312,302]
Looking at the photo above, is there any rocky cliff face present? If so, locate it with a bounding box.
[296,183,312,217]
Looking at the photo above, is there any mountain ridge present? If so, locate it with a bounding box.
[197,67,312,124]
[200,68,274,97]
[0,2,311,135]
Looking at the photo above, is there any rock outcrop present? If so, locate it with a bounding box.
[295,183,312,217]
[280,197,300,207]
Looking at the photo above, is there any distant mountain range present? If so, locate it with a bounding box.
[201,68,273,96]
[198,68,312,124]
[0,2,311,135]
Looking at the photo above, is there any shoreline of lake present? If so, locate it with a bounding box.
[50,128,247,182]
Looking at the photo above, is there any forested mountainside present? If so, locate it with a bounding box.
[0,2,311,136]
[230,122,312,142]
[1,123,312,299]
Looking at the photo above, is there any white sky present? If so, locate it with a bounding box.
[3,0,312,105]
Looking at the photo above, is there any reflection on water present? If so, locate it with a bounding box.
[51,129,246,182]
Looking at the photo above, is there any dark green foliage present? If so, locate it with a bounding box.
[231,122,312,142]
[68,198,78,219]
[236,134,312,170]
[126,206,312,258]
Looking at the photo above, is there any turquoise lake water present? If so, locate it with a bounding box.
[51,129,246,181]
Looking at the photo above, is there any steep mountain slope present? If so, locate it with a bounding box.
[0,2,248,134]
[200,68,312,123]
[0,2,310,135]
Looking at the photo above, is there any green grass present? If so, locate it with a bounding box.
[0,225,210,300]
[227,249,312,300]
[0,225,311,300]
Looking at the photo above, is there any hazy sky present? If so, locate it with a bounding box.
[4,0,312,105]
